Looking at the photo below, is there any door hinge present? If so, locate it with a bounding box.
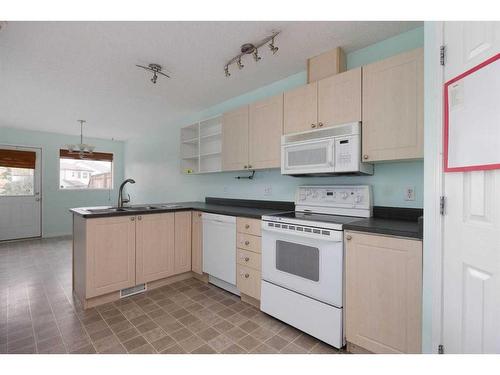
[440,196,446,215]
[438,344,444,354]
[440,45,446,66]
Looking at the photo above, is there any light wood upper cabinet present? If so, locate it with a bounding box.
[136,213,175,284]
[283,82,318,134]
[318,67,362,127]
[86,216,136,298]
[248,94,283,169]
[362,48,424,162]
[222,106,249,171]
[191,211,203,275]
[174,211,192,274]
[345,231,422,354]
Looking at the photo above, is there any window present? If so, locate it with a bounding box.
[59,150,113,190]
[0,149,36,196]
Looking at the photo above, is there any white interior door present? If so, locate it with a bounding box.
[0,146,42,241]
[442,21,500,353]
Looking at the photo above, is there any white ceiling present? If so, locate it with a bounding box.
[0,21,421,141]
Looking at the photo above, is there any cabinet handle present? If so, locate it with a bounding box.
[318,122,324,127]
[311,124,316,128]
[198,213,202,217]
[244,273,250,279]
[244,240,250,246]
[138,216,142,221]
[248,165,252,169]
[363,155,369,160]
[130,217,135,221]
[245,224,250,229]
[346,235,352,240]
[244,257,250,262]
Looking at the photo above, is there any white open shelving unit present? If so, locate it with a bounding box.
[180,115,222,174]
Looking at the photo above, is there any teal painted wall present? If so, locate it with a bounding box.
[125,27,424,208]
[0,127,125,236]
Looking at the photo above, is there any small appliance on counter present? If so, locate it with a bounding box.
[260,185,372,348]
[281,122,373,176]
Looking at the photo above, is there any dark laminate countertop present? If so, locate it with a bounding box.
[344,206,423,240]
[70,197,295,220]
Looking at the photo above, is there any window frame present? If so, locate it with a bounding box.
[58,150,115,192]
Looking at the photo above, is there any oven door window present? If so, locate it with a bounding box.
[275,240,319,282]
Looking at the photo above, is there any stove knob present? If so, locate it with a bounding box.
[355,195,362,203]
[341,192,349,200]
[312,191,319,199]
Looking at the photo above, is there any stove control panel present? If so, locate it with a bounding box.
[295,185,372,217]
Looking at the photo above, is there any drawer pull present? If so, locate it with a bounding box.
[311,123,316,128]
[346,234,352,240]
[245,224,250,229]
[244,273,249,278]
[318,122,324,127]
[244,240,250,246]
[130,217,135,221]
[138,216,142,221]
[363,154,369,160]
[244,257,250,262]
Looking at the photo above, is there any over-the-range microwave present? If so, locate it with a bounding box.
[281,122,373,176]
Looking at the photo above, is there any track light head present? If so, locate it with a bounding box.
[224,65,231,77]
[237,58,244,70]
[253,49,261,62]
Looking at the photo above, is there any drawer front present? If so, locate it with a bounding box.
[237,248,261,270]
[237,217,262,236]
[237,264,261,300]
[237,233,261,253]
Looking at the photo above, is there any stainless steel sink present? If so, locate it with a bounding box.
[86,207,128,213]
[159,204,182,209]
[86,204,182,214]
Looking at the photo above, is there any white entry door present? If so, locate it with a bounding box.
[442,22,500,353]
[0,146,42,241]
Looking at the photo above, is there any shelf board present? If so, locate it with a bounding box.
[200,151,221,158]
[182,155,199,160]
[200,132,222,140]
[182,137,199,144]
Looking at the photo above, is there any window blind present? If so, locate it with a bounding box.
[0,149,36,169]
[59,149,113,161]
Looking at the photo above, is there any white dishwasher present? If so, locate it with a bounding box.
[202,213,239,295]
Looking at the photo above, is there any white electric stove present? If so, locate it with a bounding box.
[260,185,372,348]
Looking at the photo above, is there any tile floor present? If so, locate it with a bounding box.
[0,237,340,354]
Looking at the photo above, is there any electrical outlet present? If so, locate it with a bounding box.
[263,186,272,197]
[405,186,415,201]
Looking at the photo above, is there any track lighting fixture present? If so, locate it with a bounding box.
[224,31,280,77]
[136,63,170,84]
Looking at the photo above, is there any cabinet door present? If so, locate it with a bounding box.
[318,67,361,127]
[345,231,422,354]
[237,264,261,300]
[136,213,175,284]
[191,211,203,275]
[174,211,192,274]
[222,106,249,171]
[362,48,424,162]
[283,82,318,134]
[248,94,283,169]
[86,216,136,298]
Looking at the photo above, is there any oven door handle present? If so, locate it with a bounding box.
[262,226,343,242]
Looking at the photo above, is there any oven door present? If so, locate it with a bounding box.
[261,224,343,307]
[281,139,335,175]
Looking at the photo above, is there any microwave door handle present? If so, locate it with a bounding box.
[329,141,335,167]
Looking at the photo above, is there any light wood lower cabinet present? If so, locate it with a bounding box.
[345,231,422,354]
[136,213,175,284]
[191,211,203,275]
[235,217,262,302]
[86,216,136,298]
[174,211,192,274]
[237,264,261,300]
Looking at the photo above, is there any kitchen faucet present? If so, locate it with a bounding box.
[117,178,136,208]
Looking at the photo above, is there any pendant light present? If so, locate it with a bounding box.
[66,120,95,159]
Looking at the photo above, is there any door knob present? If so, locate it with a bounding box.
[346,234,352,240]
[363,155,369,160]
